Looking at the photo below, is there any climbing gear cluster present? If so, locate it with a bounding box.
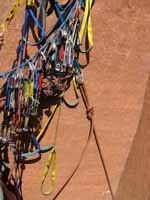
[0,1,116,200]
[0,0,95,199]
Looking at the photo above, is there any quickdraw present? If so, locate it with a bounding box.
[0,1,115,200]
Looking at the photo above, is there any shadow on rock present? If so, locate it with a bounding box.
[115,74,150,200]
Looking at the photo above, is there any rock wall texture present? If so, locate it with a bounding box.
[0,0,150,200]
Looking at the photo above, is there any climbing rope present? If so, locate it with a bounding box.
[0,1,116,200]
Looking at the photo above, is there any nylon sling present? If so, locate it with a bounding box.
[41,104,61,196]
[79,0,93,48]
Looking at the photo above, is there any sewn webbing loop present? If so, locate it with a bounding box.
[79,0,93,48]
[1,0,23,32]
[41,104,61,195]
[41,147,56,195]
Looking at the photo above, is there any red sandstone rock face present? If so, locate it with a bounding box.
[0,1,150,200]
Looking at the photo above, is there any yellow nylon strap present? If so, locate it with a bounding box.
[1,0,23,32]
[41,147,56,196]
[73,76,80,97]
[36,104,58,141]
[29,81,34,97]
[24,81,29,98]
[24,80,34,98]
[41,105,61,196]
[79,0,93,47]
[26,0,35,6]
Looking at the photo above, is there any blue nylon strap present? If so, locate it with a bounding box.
[20,8,46,64]
[51,0,64,23]
[23,0,76,47]
[21,149,40,157]
[5,79,11,109]
[16,180,21,200]
[74,58,80,69]
[19,133,54,158]
[34,68,39,96]
[0,0,78,78]
[20,9,29,64]
[58,0,71,10]
[80,0,84,4]
[20,144,54,157]
[31,133,40,150]
[29,9,46,39]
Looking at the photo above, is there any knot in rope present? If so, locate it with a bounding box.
[86,106,94,120]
